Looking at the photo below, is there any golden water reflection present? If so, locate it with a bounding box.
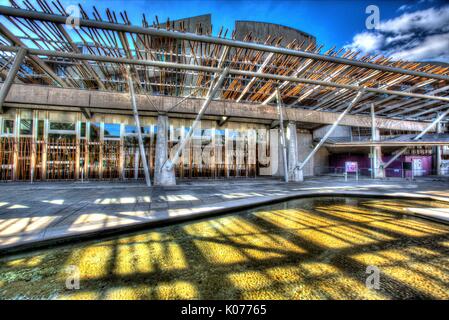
[0,197,448,300]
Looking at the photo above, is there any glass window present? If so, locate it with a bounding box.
[20,119,33,135]
[2,119,14,134]
[80,122,86,138]
[50,122,75,131]
[37,120,44,139]
[125,125,150,135]
[125,125,138,134]
[90,122,101,141]
[48,133,76,140]
[104,123,120,138]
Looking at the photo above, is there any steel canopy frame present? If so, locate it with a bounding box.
[0,47,26,113]
[0,4,448,185]
[163,67,230,172]
[1,45,449,107]
[297,89,366,172]
[383,108,449,169]
[276,89,289,182]
[127,67,151,186]
[1,5,448,82]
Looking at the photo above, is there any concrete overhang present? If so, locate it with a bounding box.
[1,83,435,132]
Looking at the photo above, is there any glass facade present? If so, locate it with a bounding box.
[0,111,275,181]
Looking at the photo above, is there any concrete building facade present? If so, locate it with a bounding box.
[1,8,448,184]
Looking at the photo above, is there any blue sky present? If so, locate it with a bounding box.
[1,0,449,61]
[50,0,445,47]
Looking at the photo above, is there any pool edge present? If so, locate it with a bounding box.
[1,190,448,256]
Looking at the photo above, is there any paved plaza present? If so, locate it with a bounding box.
[1,176,449,253]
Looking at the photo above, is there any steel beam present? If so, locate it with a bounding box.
[166,47,228,112]
[261,59,314,105]
[381,92,449,117]
[163,67,229,171]
[414,103,449,119]
[0,23,66,87]
[217,116,229,127]
[166,80,213,112]
[383,109,449,169]
[55,24,106,90]
[352,79,436,112]
[298,89,366,171]
[315,71,383,111]
[237,52,274,102]
[1,6,448,81]
[0,47,26,113]
[288,64,352,107]
[276,89,289,182]
[127,68,151,187]
[385,86,449,117]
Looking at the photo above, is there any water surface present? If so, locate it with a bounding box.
[1,197,448,299]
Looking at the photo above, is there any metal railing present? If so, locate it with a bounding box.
[314,165,449,180]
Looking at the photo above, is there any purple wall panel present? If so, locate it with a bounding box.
[329,154,433,177]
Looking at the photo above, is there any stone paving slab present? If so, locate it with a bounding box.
[1,176,449,253]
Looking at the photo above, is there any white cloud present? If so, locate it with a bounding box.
[397,4,412,12]
[344,5,449,63]
[385,33,413,45]
[389,33,449,61]
[349,32,384,52]
[379,6,449,33]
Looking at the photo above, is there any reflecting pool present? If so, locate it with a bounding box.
[1,197,449,299]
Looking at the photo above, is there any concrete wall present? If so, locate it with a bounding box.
[164,14,212,33]
[314,147,329,175]
[297,131,314,176]
[272,129,325,177]
[313,125,352,139]
[1,84,434,132]
[234,21,315,47]
[329,153,434,177]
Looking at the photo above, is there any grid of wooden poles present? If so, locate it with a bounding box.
[0,0,448,121]
[0,133,261,182]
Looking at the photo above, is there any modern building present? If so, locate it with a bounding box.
[0,3,448,185]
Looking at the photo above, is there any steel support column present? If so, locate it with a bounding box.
[162,68,229,178]
[383,108,449,169]
[0,47,26,114]
[287,121,302,182]
[297,89,366,176]
[370,103,384,178]
[436,119,443,176]
[154,114,174,185]
[276,89,289,182]
[127,68,151,187]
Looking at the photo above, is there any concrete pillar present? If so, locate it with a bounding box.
[41,114,48,180]
[30,110,38,183]
[287,122,303,182]
[75,118,80,180]
[371,128,385,178]
[119,124,125,180]
[99,122,104,179]
[12,110,19,181]
[154,115,176,185]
